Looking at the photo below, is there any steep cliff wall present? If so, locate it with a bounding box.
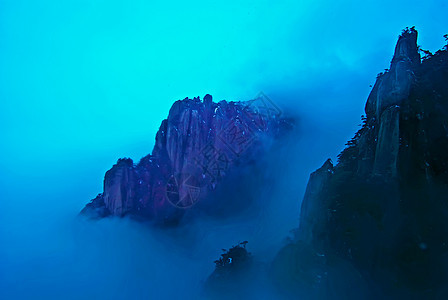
[273,28,448,298]
[81,94,291,224]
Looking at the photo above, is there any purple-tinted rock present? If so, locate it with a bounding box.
[81,95,290,224]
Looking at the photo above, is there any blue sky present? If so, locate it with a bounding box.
[1,0,447,177]
[1,0,447,298]
[0,0,447,224]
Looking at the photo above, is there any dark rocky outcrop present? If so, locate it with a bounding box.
[203,242,273,299]
[273,28,448,298]
[298,159,334,244]
[81,94,292,225]
[205,242,253,293]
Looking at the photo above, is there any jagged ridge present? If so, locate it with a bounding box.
[81,94,291,224]
[273,28,448,298]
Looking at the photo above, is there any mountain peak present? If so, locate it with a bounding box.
[392,26,420,65]
[365,27,421,119]
[288,29,448,298]
[81,94,292,224]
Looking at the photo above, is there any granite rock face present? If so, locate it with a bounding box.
[273,28,448,298]
[358,28,420,177]
[81,94,291,224]
[298,159,334,243]
[365,28,420,118]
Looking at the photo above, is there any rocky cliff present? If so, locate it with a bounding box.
[273,28,448,298]
[81,94,291,225]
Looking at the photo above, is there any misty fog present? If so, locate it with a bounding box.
[1,0,448,299]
